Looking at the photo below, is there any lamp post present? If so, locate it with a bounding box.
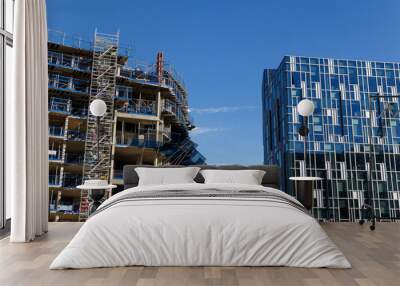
[78,99,116,216]
[289,99,320,213]
[297,99,315,176]
[89,99,107,162]
[360,93,400,230]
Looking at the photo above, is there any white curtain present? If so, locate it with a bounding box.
[8,0,48,242]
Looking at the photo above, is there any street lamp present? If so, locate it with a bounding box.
[89,99,107,161]
[297,99,315,175]
[360,93,400,230]
[78,99,116,216]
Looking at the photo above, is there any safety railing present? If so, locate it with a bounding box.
[66,130,86,141]
[70,107,88,118]
[55,204,75,212]
[48,51,92,72]
[163,62,186,90]
[48,29,131,57]
[163,76,185,104]
[49,174,62,187]
[118,99,157,116]
[119,63,187,107]
[162,100,186,125]
[49,204,79,214]
[119,66,158,84]
[49,126,65,137]
[49,29,93,51]
[176,108,185,124]
[48,74,90,94]
[163,99,177,115]
[115,85,133,100]
[49,149,63,162]
[116,132,163,148]
[126,138,162,148]
[49,97,71,114]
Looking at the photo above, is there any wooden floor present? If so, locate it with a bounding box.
[0,222,399,286]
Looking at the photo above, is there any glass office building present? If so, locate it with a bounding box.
[262,56,400,221]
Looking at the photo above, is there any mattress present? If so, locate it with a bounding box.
[50,183,351,269]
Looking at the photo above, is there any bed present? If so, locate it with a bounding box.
[50,165,351,269]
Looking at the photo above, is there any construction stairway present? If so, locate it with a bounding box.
[162,138,197,165]
[79,31,119,221]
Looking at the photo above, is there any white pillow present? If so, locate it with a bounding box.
[200,169,266,185]
[135,167,201,186]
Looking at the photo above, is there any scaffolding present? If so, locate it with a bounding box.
[163,137,204,165]
[79,31,120,221]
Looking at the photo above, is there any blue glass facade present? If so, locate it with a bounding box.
[263,56,400,221]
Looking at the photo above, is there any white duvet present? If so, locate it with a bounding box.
[50,183,351,269]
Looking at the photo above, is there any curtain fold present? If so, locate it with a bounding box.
[9,0,48,242]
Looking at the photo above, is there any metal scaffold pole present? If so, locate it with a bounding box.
[79,31,119,221]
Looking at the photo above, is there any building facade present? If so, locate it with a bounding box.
[48,30,205,222]
[263,55,400,221]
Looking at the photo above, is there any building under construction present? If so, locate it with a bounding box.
[48,30,205,222]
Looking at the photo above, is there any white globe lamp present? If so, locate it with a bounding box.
[90,99,107,117]
[297,99,315,117]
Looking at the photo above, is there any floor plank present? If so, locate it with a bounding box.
[0,222,399,286]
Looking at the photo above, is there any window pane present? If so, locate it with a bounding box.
[0,0,3,30]
[5,0,15,33]
[5,42,12,219]
[0,36,3,228]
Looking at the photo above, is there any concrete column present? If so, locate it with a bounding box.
[121,120,125,144]
[109,114,118,184]
[59,166,64,188]
[156,91,162,142]
[157,91,162,117]
[63,117,69,139]
[61,143,67,163]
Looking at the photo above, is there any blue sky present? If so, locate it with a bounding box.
[47,0,400,165]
